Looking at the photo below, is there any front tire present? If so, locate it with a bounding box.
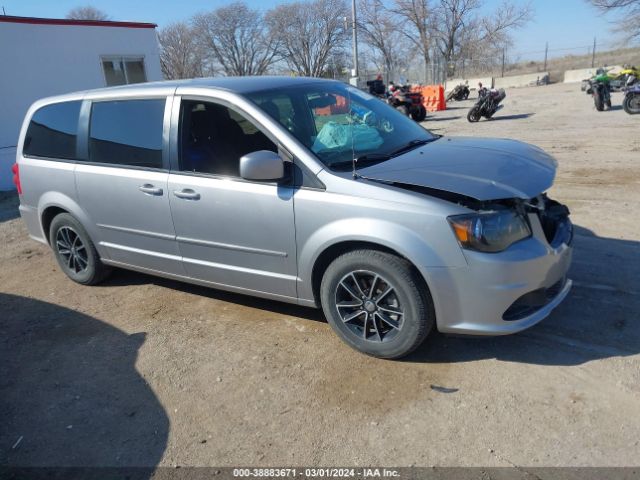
[594,91,604,111]
[49,213,111,285]
[411,106,427,122]
[467,107,481,122]
[623,94,640,114]
[320,250,434,359]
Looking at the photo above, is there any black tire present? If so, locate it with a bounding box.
[395,105,410,116]
[49,213,111,285]
[623,94,640,114]
[463,91,469,100]
[467,107,481,122]
[411,106,427,122]
[594,91,604,111]
[320,249,434,359]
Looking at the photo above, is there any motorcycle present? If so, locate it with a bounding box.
[589,73,612,111]
[387,85,427,122]
[446,84,470,101]
[467,88,506,122]
[623,83,640,114]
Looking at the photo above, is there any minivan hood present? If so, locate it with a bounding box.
[358,137,557,201]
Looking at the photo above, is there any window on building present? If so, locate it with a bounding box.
[102,57,147,86]
[178,100,277,177]
[23,101,82,159]
[89,99,165,169]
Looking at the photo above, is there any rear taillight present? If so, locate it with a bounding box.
[11,163,22,194]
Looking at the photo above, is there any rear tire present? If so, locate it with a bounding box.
[49,213,111,285]
[623,94,640,114]
[320,249,434,359]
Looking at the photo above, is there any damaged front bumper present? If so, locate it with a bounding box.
[423,201,573,336]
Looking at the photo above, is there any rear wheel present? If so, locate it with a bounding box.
[467,107,481,122]
[623,93,640,114]
[320,249,434,359]
[49,213,111,285]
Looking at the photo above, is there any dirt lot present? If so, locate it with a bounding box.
[1,83,639,468]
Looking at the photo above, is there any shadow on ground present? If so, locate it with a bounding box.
[0,293,169,468]
[491,113,535,121]
[96,223,639,368]
[406,224,640,365]
[427,115,462,122]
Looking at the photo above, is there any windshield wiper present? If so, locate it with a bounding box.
[330,153,392,171]
[389,138,434,157]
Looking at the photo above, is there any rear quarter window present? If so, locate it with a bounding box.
[23,101,82,159]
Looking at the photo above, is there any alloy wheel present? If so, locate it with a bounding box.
[55,226,89,274]
[334,270,404,343]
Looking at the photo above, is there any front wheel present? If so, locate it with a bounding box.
[467,107,481,122]
[411,106,427,122]
[49,213,112,285]
[594,91,604,111]
[320,250,434,359]
[623,93,640,114]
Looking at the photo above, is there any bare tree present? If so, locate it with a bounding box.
[159,22,207,80]
[588,0,640,41]
[358,0,408,82]
[193,2,278,76]
[267,0,348,77]
[392,0,433,81]
[431,0,532,77]
[66,5,110,20]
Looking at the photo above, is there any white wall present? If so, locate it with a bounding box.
[445,77,493,92]
[494,72,549,89]
[0,21,162,190]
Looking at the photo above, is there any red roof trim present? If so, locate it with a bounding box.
[0,15,156,29]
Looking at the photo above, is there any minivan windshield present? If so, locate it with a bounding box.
[247,82,437,170]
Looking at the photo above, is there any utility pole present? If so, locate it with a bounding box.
[543,42,548,71]
[349,0,359,86]
[501,48,505,77]
[591,37,596,68]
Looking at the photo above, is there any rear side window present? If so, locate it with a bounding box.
[89,99,165,169]
[23,101,81,159]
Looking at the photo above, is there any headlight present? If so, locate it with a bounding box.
[447,210,531,253]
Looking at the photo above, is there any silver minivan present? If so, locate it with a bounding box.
[14,77,573,358]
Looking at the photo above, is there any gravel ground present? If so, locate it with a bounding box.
[1,82,639,468]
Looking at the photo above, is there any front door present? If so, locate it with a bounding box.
[167,97,297,299]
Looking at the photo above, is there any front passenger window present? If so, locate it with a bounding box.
[178,100,277,177]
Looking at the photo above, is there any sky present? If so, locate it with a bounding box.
[0,0,631,61]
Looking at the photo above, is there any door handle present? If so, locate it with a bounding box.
[138,184,163,195]
[173,189,201,200]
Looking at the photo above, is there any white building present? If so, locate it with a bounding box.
[0,15,163,190]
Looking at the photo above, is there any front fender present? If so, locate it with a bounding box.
[296,217,467,302]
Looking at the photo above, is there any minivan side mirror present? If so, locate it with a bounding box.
[240,150,285,181]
